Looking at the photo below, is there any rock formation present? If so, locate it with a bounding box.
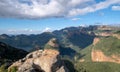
[47,38,59,48]
[44,38,59,51]
[8,38,69,72]
[8,49,69,72]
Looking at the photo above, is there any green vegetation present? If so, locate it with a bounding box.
[0,64,7,72]
[0,65,17,72]
[75,62,120,72]
[8,66,17,72]
[44,44,59,51]
[79,45,93,62]
[114,30,120,34]
[63,59,76,72]
[0,32,55,51]
[94,36,120,56]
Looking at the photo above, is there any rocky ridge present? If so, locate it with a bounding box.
[8,49,69,72]
[8,38,69,72]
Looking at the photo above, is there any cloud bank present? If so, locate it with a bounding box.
[0,29,41,35]
[112,5,120,10]
[0,0,120,19]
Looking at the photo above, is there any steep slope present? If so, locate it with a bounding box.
[0,42,28,61]
[0,42,28,72]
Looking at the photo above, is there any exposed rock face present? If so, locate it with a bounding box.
[113,34,120,39]
[9,49,69,72]
[91,49,120,64]
[93,37,100,45]
[47,38,59,48]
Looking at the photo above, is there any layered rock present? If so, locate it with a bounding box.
[8,49,69,72]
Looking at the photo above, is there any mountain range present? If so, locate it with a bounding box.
[0,25,120,72]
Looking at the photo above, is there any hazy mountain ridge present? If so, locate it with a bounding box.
[0,25,98,51]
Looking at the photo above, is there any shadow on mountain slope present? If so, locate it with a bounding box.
[68,33,95,48]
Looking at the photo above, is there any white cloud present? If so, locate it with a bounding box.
[0,29,41,34]
[80,24,87,27]
[71,18,81,21]
[0,0,120,19]
[112,5,120,10]
[42,27,52,32]
[68,0,120,16]
[0,28,53,34]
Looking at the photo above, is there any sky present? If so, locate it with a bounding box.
[0,0,120,34]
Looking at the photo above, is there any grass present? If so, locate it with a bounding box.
[75,36,120,72]
[75,62,120,72]
[8,66,17,72]
[0,64,7,72]
[79,45,93,62]
[94,36,120,56]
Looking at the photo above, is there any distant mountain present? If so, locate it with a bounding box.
[0,25,97,51]
[0,32,55,51]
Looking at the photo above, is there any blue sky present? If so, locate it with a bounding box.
[0,0,120,34]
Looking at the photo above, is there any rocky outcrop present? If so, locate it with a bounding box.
[47,38,59,48]
[8,49,69,72]
[91,49,120,64]
[113,34,120,39]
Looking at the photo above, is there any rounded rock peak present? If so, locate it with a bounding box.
[46,38,59,48]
